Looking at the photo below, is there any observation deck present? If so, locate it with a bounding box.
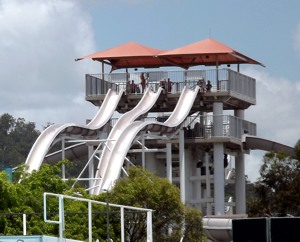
[85,68,256,114]
[83,68,257,153]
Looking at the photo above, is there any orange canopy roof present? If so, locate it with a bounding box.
[158,38,265,68]
[76,38,264,70]
[76,42,170,71]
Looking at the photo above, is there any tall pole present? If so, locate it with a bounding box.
[102,62,105,80]
[213,102,225,215]
[106,190,110,242]
[179,129,186,203]
[235,110,246,213]
[61,136,65,180]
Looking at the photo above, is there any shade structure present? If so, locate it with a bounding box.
[76,42,170,71]
[157,38,265,68]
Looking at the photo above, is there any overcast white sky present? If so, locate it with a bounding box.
[0,0,299,181]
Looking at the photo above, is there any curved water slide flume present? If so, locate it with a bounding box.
[242,134,294,156]
[92,87,163,195]
[25,89,124,173]
[96,86,200,194]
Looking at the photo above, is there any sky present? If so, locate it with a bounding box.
[0,0,300,181]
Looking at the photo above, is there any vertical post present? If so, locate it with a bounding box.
[216,60,219,90]
[213,143,224,215]
[179,129,186,203]
[102,62,105,80]
[235,152,246,214]
[106,190,110,242]
[59,195,65,242]
[23,213,26,235]
[61,137,65,180]
[88,201,92,242]
[121,207,125,242]
[142,134,146,168]
[166,142,172,182]
[235,109,246,214]
[147,211,153,242]
[213,102,225,215]
[205,152,212,215]
[196,165,202,210]
[88,145,94,192]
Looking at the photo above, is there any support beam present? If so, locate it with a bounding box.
[88,145,94,193]
[205,152,212,215]
[235,109,246,213]
[179,129,186,203]
[166,142,172,183]
[213,102,225,215]
[142,135,145,168]
[61,137,66,180]
[213,143,225,215]
[235,152,246,213]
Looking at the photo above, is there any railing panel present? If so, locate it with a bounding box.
[228,69,256,100]
[182,114,256,140]
[108,114,256,141]
[86,68,256,102]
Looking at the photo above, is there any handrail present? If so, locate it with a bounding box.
[86,68,256,102]
[44,192,153,242]
[109,114,256,140]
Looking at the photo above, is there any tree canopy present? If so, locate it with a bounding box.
[97,166,206,242]
[0,113,40,169]
[0,163,206,241]
[0,161,112,240]
[248,139,300,217]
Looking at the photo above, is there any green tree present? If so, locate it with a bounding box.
[0,113,40,168]
[0,163,206,241]
[96,166,205,242]
[182,207,206,242]
[0,161,88,237]
[248,140,300,217]
[100,166,184,241]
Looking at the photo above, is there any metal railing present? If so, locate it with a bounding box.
[86,68,256,101]
[181,114,256,140]
[44,192,153,242]
[109,114,256,141]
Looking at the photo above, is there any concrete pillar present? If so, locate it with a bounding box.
[196,166,202,210]
[235,152,246,213]
[213,143,224,215]
[142,134,146,168]
[213,102,225,215]
[205,152,212,215]
[166,142,172,183]
[185,149,193,204]
[179,129,186,203]
[145,152,165,177]
[213,103,223,137]
[235,109,246,214]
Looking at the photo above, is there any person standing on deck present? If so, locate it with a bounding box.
[140,73,146,93]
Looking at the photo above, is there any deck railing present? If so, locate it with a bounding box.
[109,114,256,141]
[86,68,256,102]
[182,114,256,140]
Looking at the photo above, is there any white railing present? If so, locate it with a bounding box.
[44,192,153,242]
[108,114,256,140]
[86,68,256,100]
[182,114,256,140]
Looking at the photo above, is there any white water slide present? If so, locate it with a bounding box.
[92,86,200,195]
[92,87,163,194]
[242,135,294,155]
[25,89,124,173]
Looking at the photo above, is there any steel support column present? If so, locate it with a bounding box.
[213,102,225,215]
[235,109,246,213]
